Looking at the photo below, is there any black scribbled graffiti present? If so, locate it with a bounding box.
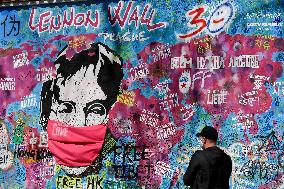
[112,145,152,179]
[239,159,280,180]
[1,15,20,37]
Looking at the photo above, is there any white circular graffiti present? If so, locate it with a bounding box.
[207,2,234,33]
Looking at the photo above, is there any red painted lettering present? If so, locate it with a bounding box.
[108,1,133,28]
[74,13,85,26]
[128,6,139,28]
[85,10,100,28]
[29,7,99,33]
[29,8,39,31]
[141,4,166,31]
[62,7,74,27]
[39,11,52,33]
[50,15,61,32]
[108,2,166,31]
[178,7,206,39]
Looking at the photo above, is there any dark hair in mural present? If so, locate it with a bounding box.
[40,42,123,129]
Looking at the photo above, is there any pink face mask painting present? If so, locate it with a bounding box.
[47,120,107,167]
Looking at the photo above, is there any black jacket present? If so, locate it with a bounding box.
[183,146,232,189]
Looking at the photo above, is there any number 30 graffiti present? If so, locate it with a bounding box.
[178,2,235,39]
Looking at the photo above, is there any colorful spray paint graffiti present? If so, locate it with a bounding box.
[0,0,284,188]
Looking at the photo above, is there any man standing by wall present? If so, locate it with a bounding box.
[183,126,232,189]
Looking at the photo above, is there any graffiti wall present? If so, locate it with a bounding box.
[0,0,283,188]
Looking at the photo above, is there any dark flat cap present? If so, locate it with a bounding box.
[196,126,218,141]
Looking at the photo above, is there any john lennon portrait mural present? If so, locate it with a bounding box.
[40,43,123,175]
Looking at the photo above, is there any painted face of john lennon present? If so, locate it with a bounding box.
[49,64,108,126]
[40,42,123,175]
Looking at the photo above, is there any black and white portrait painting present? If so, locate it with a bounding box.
[40,42,123,176]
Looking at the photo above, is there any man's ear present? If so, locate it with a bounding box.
[202,137,207,144]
